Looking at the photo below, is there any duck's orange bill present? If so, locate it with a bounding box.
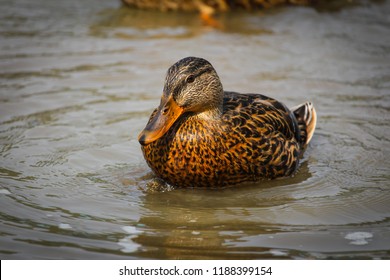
[138,96,184,146]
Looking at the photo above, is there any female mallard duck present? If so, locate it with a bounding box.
[138,57,316,188]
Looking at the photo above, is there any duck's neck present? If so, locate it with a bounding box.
[197,88,224,120]
[196,106,223,121]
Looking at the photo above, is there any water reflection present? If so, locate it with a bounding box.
[124,188,284,259]
[92,5,273,39]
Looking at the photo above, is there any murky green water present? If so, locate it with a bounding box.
[1,0,389,259]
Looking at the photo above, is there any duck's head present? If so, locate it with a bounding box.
[138,57,223,146]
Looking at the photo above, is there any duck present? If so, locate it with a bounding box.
[138,57,317,188]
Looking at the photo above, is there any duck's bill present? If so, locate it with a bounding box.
[138,97,184,146]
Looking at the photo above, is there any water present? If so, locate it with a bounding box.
[0,0,389,259]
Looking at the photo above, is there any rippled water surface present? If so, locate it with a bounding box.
[1,0,390,259]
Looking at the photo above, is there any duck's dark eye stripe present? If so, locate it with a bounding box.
[184,67,212,84]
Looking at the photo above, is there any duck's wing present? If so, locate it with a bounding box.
[222,91,300,143]
[217,92,303,178]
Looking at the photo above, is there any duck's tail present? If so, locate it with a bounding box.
[290,102,317,148]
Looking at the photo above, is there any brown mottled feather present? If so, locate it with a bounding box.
[142,91,309,188]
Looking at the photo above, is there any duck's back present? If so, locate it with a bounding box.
[222,91,301,145]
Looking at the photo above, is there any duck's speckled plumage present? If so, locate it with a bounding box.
[138,57,316,188]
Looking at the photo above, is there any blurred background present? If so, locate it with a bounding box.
[0,0,389,259]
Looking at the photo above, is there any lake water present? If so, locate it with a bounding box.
[0,0,389,259]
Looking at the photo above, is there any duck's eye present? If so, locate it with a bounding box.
[186,75,195,84]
